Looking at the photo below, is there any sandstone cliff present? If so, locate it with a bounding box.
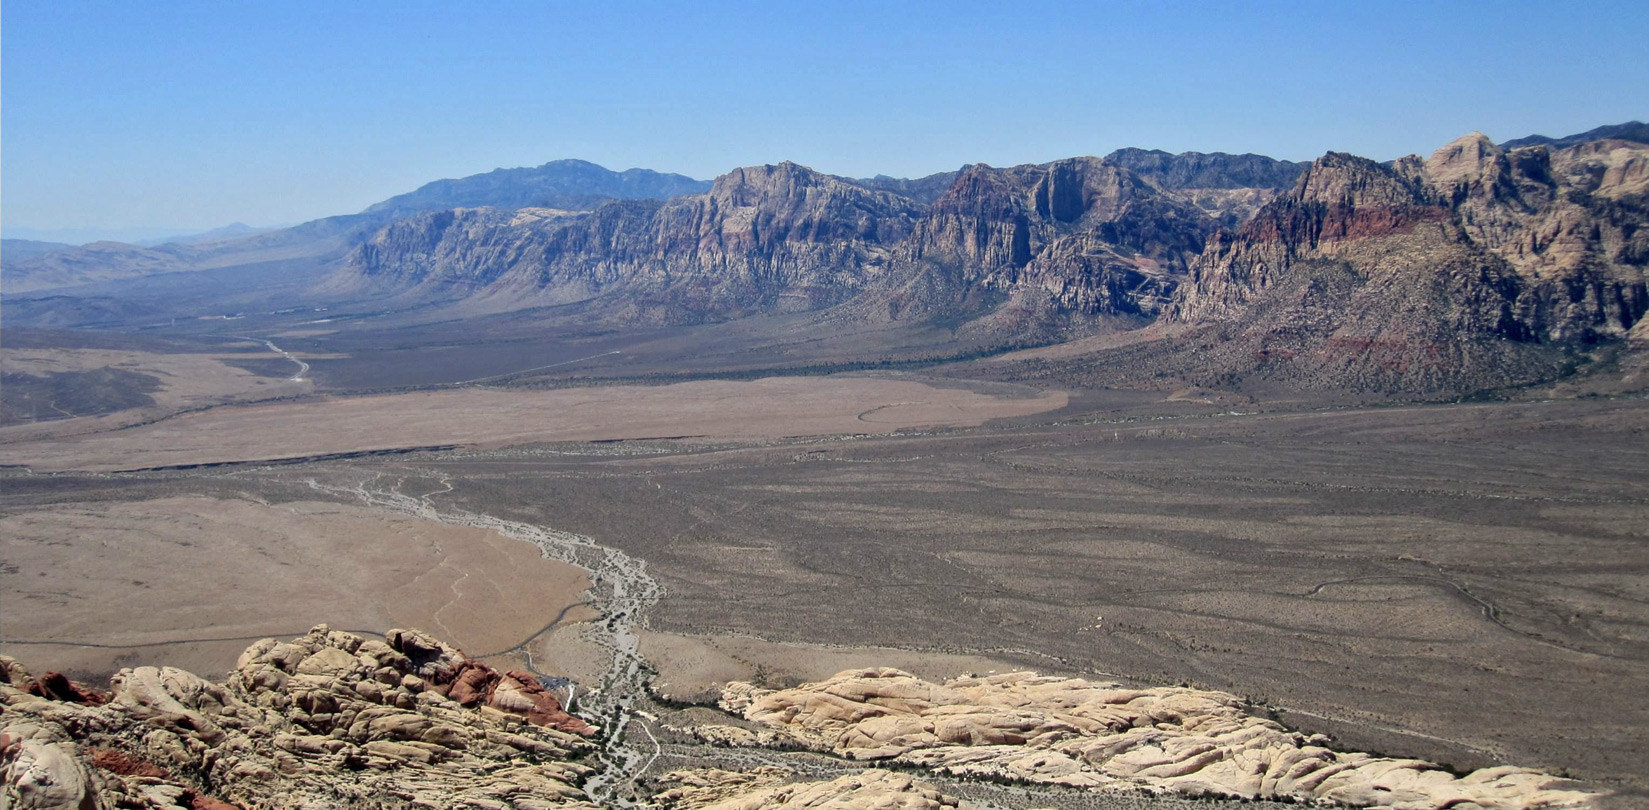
[900,157,1214,318]
[1102,148,1308,230]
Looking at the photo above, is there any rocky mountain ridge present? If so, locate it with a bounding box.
[1500,120,1648,150]
[362,159,713,219]
[336,129,1647,395]
[0,160,712,295]
[9,123,1645,396]
[339,150,1294,328]
[1156,133,1647,392]
[342,162,928,323]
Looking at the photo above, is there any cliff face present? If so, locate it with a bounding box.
[1427,135,1649,340]
[1104,147,1308,191]
[1164,136,1649,392]
[902,157,1214,317]
[349,163,923,323]
[1103,148,1308,230]
[345,157,1222,324]
[338,133,1648,394]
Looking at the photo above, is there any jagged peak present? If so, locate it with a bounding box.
[1290,151,1427,208]
[1105,147,1307,190]
[1042,154,1106,169]
[1426,132,1505,186]
[1108,146,1289,160]
[711,161,828,190]
[703,161,924,221]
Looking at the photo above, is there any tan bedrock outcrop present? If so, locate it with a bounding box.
[717,668,1601,809]
[0,626,598,810]
[655,768,972,810]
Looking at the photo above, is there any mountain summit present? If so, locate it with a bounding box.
[361,159,712,218]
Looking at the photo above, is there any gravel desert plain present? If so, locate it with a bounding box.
[4,315,1647,810]
[5,120,1649,810]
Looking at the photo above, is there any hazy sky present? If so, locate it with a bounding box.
[3,0,1646,236]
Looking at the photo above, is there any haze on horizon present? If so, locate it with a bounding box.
[3,0,1646,241]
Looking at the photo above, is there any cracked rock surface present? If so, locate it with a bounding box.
[719,668,1599,810]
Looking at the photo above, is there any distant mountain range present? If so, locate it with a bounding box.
[360,159,712,218]
[7,121,1645,396]
[135,221,276,246]
[0,238,79,262]
[335,122,1649,394]
[1500,120,1649,150]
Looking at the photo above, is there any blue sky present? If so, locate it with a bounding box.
[3,0,1645,238]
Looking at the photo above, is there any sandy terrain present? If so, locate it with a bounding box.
[334,397,1644,792]
[0,496,594,678]
[980,323,1184,363]
[0,345,320,438]
[0,375,1065,472]
[641,630,1070,702]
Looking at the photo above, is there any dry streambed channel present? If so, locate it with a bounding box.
[289,470,1262,810]
[302,471,666,807]
[289,468,1597,810]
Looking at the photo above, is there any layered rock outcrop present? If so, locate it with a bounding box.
[345,155,1230,327]
[1162,135,1649,393]
[654,768,971,810]
[0,626,597,810]
[715,668,1598,810]
[902,158,1214,317]
[1104,148,1309,192]
[337,131,1647,395]
[347,163,923,323]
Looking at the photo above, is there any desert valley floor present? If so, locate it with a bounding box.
[3,366,1646,806]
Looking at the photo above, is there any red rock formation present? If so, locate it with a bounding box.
[493,671,595,737]
[88,748,170,778]
[445,661,501,707]
[26,671,106,705]
[384,628,595,736]
[188,793,242,810]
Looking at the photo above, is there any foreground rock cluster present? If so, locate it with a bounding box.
[1,629,1609,810]
[0,626,598,810]
[713,668,1599,810]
